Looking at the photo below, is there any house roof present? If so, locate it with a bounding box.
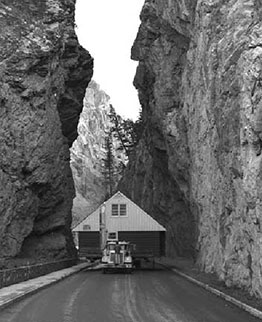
[72,191,166,232]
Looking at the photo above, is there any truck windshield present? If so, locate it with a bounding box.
[107,244,115,250]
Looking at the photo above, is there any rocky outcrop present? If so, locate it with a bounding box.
[70,81,111,226]
[119,0,197,258]
[0,0,93,260]
[120,0,262,297]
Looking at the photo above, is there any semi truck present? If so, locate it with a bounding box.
[101,240,133,273]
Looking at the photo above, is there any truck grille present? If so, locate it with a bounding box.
[119,253,124,264]
[109,253,115,262]
[109,253,124,264]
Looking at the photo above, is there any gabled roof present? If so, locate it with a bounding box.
[73,191,166,232]
[71,191,125,229]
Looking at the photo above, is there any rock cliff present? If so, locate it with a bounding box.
[70,80,129,227]
[120,0,262,297]
[70,80,111,226]
[0,0,93,260]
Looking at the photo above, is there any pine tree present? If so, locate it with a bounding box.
[108,105,144,157]
[109,105,129,155]
[102,105,145,196]
[102,132,115,197]
[133,108,144,145]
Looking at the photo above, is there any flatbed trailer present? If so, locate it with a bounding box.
[78,246,102,261]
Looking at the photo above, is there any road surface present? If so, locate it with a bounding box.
[0,265,260,322]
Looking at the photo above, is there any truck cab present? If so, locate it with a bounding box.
[101,240,133,273]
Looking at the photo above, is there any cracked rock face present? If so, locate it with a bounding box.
[121,0,262,297]
[0,0,93,260]
[119,0,197,258]
[70,81,111,226]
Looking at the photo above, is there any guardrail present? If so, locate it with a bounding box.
[0,258,77,289]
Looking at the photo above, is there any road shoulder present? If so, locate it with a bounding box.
[156,257,262,320]
[0,262,92,311]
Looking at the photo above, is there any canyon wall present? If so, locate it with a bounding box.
[120,0,262,297]
[119,0,197,258]
[0,0,93,260]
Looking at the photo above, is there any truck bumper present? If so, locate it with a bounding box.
[102,264,133,274]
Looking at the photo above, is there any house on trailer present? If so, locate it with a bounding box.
[72,191,166,259]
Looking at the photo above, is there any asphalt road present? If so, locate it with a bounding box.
[0,265,260,322]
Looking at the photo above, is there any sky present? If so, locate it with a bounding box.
[75,0,144,120]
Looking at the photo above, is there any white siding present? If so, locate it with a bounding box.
[73,191,166,232]
[73,209,100,232]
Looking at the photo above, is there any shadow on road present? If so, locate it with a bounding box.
[81,260,167,273]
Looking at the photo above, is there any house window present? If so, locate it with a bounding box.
[120,204,127,216]
[108,232,117,240]
[83,224,91,231]
[111,204,127,216]
[112,204,119,216]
